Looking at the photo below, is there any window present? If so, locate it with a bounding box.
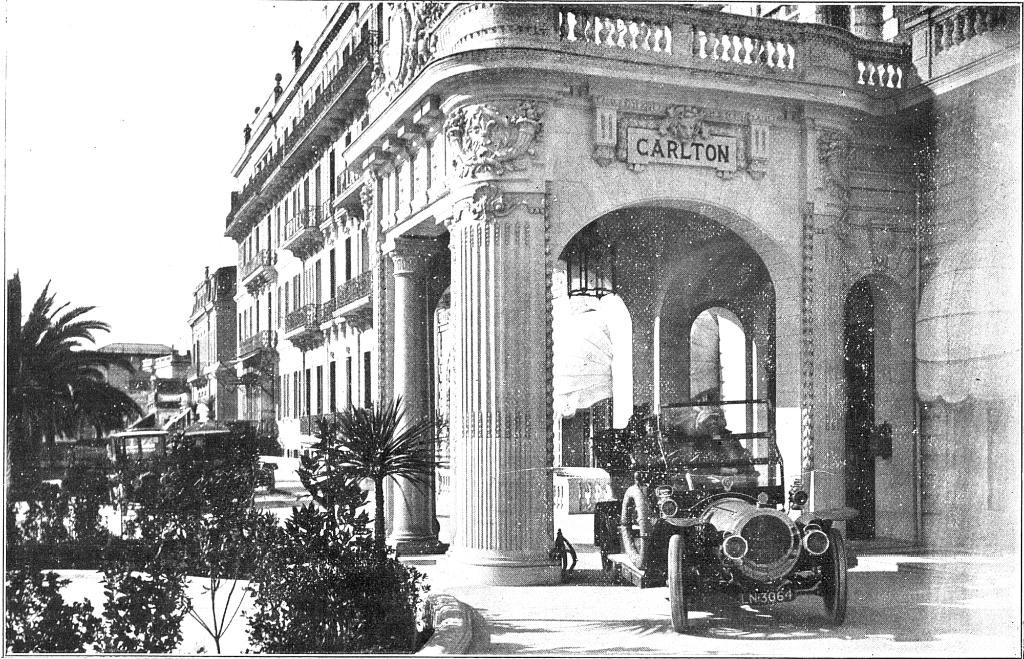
[305,368,312,417]
[345,237,352,281]
[267,292,272,330]
[316,365,323,415]
[329,248,337,297]
[346,356,353,407]
[255,299,260,332]
[363,352,372,407]
[314,166,321,211]
[329,150,336,198]
[293,372,300,418]
[315,259,322,306]
[329,361,337,412]
[361,229,370,271]
[293,275,301,309]
[284,282,290,315]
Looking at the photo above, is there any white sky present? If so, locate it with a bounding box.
[4,0,340,350]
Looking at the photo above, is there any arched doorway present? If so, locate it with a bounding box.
[844,279,875,539]
[553,206,777,469]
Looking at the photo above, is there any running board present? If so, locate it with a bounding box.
[607,553,665,588]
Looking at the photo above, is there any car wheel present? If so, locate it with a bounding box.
[821,527,849,626]
[619,485,653,570]
[668,533,690,633]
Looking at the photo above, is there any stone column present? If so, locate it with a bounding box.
[446,182,560,585]
[852,5,885,40]
[387,236,441,553]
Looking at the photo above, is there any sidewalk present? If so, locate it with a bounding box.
[404,545,1021,656]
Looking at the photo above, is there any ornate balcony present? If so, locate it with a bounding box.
[284,304,324,351]
[225,34,377,240]
[320,270,373,330]
[240,250,277,295]
[238,330,277,361]
[282,207,325,261]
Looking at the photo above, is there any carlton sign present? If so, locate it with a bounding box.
[626,126,737,173]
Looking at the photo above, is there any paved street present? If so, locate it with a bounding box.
[417,549,1020,657]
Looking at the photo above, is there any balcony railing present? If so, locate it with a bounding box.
[240,249,276,280]
[238,330,276,359]
[285,304,320,333]
[226,35,377,236]
[282,207,325,260]
[337,270,372,307]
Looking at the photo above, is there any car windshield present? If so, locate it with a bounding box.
[657,401,780,489]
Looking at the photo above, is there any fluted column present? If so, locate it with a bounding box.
[387,236,441,553]
[446,182,560,585]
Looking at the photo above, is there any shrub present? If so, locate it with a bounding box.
[96,563,189,653]
[62,458,112,546]
[5,566,100,652]
[247,501,426,654]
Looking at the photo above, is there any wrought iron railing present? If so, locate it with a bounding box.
[283,206,323,242]
[240,250,276,280]
[336,270,372,307]
[239,330,276,357]
[226,35,377,232]
[284,304,320,332]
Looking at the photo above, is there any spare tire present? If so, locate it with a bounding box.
[619,485,653,570]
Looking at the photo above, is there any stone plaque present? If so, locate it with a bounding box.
[626,126,737,172]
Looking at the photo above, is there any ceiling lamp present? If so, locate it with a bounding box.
[566,224,617,298]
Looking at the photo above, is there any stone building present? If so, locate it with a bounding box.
[224,3,1020,584]
[187,266,239,422]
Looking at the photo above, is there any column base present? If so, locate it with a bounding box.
[441,550,562,586]
[393,537,448,556]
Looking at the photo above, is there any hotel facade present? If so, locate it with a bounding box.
[223,3,1020,585]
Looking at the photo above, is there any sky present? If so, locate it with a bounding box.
[4,0,341,350]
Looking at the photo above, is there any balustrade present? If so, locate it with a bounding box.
[336,270,372,307]
[558,8,672,54]
[932,6,1011,54]
[692,25,795,70]
[856,58,903,88]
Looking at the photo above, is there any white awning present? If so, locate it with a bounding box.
[916,216,1021,404]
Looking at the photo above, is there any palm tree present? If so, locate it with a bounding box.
[309,398,439,563]
[6,274,142,490]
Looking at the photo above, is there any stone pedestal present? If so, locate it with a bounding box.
[445,182,560,585]
[388,237,443,554]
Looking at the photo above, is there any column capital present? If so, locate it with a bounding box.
[387,236,440,276]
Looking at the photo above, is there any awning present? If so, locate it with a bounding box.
[916,216,1021,404]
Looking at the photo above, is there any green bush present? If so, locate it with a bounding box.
[96,563,189,653]
[5,566,100,652]
[247,500,426,654]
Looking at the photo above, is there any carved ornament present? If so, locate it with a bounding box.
[658,105,707,141]
[444,101,545,178]
[372,2,445,96]
[359,180,375,215]
[817,129,854,239]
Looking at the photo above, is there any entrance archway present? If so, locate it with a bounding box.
[553,205,777,467]
[844,279,876,539]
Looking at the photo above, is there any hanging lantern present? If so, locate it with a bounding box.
[566,224,616,298]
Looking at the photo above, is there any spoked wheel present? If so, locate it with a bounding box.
[667,533,691,633]
[821,527,849,626]
[619,485,653,570]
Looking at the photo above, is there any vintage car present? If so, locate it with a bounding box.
[592,401,855,632]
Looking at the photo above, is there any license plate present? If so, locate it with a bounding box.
[739,587,794,605]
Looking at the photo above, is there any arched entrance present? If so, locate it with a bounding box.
[553,205,778,473]
[844,279,876,539]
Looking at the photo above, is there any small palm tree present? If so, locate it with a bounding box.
[6,274,142,490]
[308,398,438,563]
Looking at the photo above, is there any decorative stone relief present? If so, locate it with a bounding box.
[800,203,815,475]
[444,101,545,178]
[450,183,547,227]
[816,129,854,239]
[658,105,707,140]
[359,180,375,217]
[372,2,446,96]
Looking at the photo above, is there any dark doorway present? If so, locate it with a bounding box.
[844,280,876,539]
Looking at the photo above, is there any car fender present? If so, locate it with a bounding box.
[796,506,858,526]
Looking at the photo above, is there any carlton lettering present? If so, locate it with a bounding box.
[627,127,738,172]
